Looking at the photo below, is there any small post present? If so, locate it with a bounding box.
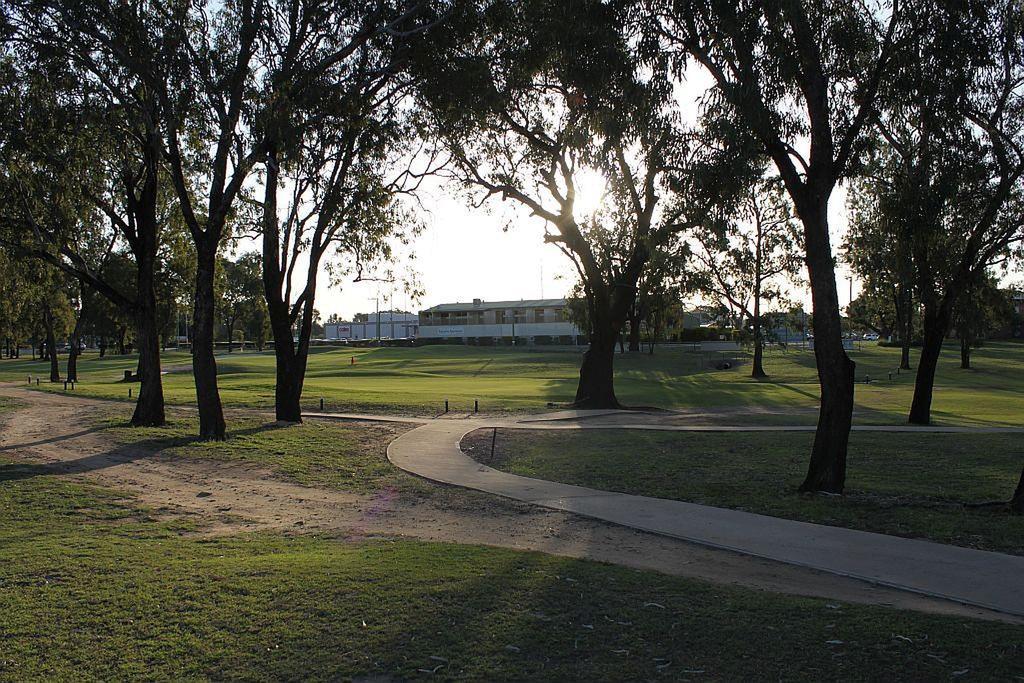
[474,399,479,413]
[35,377,39,386]
[351,356,355,366]
[888,372,893,381]
[444,399,449,413]
[319,397,324,412]
[490,426,497,461]
[128,387,132,398]
[63,380,67,391]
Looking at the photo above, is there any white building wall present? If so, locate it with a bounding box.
[325,313,419,340]
[417,321,579,339]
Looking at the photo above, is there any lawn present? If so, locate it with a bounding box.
[464,428,1024,556]
[3,340,1024,425]
[1,441,1022,679]
[93,410,423,496]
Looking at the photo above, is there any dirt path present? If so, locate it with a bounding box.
[0,385,1015,623]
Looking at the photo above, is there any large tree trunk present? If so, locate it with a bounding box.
[116,326,127,355]
[1011,465,1024,515]
[574,283,627,408]
[575,326,619,408]
[908,306,951,425]
[131,236,166,427]
[751,337,766,378]
[132,303,165,427]
[191,246,226,439]
[43,305,60,382]
[274,352,305,422]
[797,202,855,494]
[273,306,315,423]
[267,311,305,423]
[261,150,309,424]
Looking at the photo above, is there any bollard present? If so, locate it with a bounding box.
[35,378,39,386]
[128,387,132,398]
[474,399,479,413]
[320,397,324,412]
[63,381,67,391]
[444,399,449,413]
[27,375,30,385]
[888,372,893,381]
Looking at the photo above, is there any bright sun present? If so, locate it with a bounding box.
[571,168,608,218]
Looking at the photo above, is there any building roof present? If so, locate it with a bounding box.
[422,298,568,313]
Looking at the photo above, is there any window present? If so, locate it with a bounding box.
[534,308,546,323]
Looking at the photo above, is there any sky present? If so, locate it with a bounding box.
[304,64,865,322]
[309,177,859,322]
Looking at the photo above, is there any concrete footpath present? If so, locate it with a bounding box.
[351,413,1024,619]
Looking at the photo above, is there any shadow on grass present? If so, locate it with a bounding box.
[1,422,281,482]
[0,425,109,452]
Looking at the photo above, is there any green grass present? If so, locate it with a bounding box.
[1,455,1023,680]
[467,429,1024,555]
[4,341,1024,425]
[93,411,423,496]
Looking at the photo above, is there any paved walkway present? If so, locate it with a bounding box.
[313,410,1024,618]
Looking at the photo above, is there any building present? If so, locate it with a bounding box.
[418,298,582,345]
[324,311,419,341]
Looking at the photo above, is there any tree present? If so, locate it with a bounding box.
[845,173,916,369]
[655,0,904,492]
[688,179,802,378]
[146,0,268,440]
[628,244,687,353]
[864,1,1024,425]
[35,266,75,382]
[0,250,39,359]
[953,274,1014,370]
[419,0,749,407]
[253,0,435,422]
[218,252,264,353]
[3,0,185,426]
[846,288,899,341]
